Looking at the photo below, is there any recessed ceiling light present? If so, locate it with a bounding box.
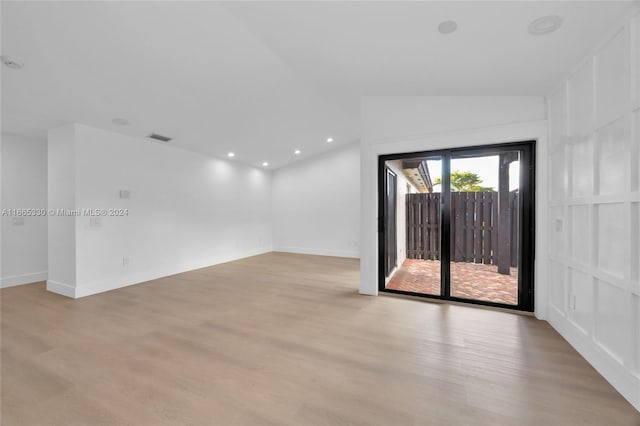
[1,55,23,70]
[262,162,269,167]
[112,118,129,126]
[294,149,301,155]
[438,20,458,35]
[528,15,563,35]
[327,137,334,143]
[227,152,235,158]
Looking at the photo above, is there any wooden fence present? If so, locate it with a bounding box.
[406,193,441,260]
[406,192,518,267]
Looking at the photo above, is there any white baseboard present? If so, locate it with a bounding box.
[548,308,640,412]
[274,246,359,259]
[46,280,76,298]
[1,271,48,288]
[48,248,274,299]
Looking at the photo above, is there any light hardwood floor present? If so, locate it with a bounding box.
[1,252,638,425]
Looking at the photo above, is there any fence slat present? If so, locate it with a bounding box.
[423,196,429,260]
[425,194,430,259]
[491,192,499,265]
[465,193,474,262]
[474,192,483,263]
[412,194,418,259]
[482,192,490,264]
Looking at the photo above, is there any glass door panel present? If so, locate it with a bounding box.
[384,157,442,296]
[449,152,520,305]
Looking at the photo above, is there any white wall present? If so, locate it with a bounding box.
[47,126,77,291]
[359,97,548,317]
[1,132,48,287]
[47,124,273,298]
[362,96,546,142]
[272,143,360,258]
[385,160,416,269]
[546,7,640,411]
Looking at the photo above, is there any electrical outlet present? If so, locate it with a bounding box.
[90,217,101,228]
[11,217,24,226]
[122,257,130,267]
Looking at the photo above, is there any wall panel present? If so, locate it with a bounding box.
[550,148,567,202]
[597,117,629,195]
[568,268,593,335]
[595,279,629,363]
[570,138,593,198]
[570,205,590,264]
[549,207,565,256]
[597,203,628,279]
[549,260,566,314]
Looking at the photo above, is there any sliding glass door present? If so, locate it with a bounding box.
[378,142,534,311]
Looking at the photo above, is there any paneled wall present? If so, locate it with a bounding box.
[546,8,639,411]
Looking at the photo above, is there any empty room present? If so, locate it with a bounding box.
[1,1,639,425]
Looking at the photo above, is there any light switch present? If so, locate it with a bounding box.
[119,190,131,199]
[90,217,101,228]
[11,217,24,226]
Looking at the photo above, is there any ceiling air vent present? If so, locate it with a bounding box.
[146,133,172,142]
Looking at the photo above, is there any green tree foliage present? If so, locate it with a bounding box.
[433,171,494,192]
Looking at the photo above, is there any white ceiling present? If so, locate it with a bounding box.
[1,1,634,169]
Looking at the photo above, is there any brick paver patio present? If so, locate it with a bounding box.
[386,259,518,305]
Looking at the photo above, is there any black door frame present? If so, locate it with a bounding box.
[377,140,535,312]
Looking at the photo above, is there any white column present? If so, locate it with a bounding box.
[47,124,78,297]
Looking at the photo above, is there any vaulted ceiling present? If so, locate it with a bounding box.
[1,1,634,168]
